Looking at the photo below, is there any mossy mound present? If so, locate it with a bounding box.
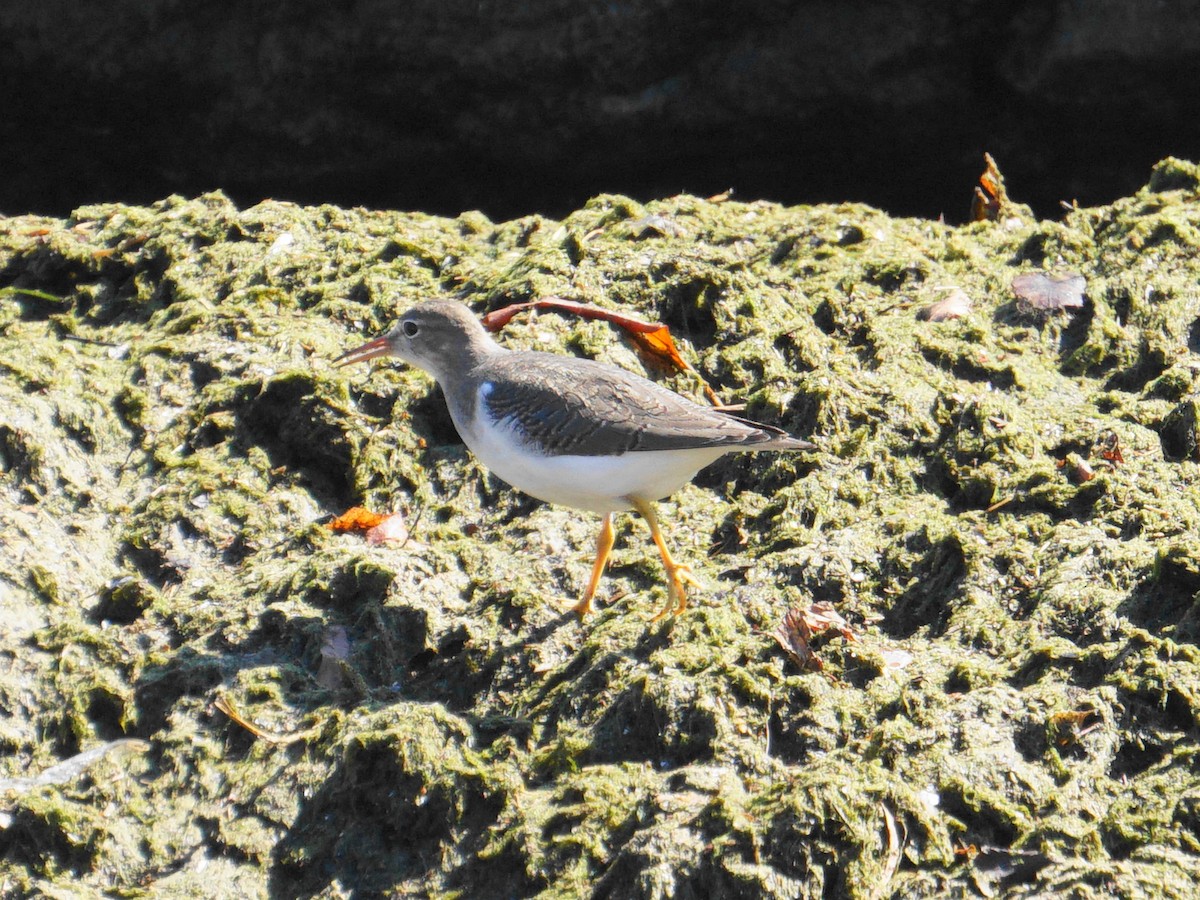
[3,159,1200,897]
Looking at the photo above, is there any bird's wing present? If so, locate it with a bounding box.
[477,353,809,456]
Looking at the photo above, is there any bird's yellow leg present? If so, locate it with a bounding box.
[629,497,701,621]
[571,512,614,619]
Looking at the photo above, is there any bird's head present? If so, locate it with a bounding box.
[334,300,499,381]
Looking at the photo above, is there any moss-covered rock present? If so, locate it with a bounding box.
[2,163,1200,896]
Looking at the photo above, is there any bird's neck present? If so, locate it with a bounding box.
[466,330,504,370]
[436,336,505,421]
[422,328,501,380]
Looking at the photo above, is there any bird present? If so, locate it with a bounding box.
[335,299,816,620]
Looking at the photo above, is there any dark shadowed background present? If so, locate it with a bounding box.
[5,0,1199,221]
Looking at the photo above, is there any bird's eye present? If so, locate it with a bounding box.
[402,320,420,338]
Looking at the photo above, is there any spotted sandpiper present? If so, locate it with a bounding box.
[335,299,816,620]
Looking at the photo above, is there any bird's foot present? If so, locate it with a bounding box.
[569,594,594,620]
[650,563,702,622]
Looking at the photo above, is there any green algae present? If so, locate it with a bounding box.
[1,164,1200,896]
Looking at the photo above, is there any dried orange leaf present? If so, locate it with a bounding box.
[628,323,695,375]
[970,153,1005,222]
[328,506,387,533]
[1097,431,1124,465]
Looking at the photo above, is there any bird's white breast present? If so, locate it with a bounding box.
[452,381,727,513]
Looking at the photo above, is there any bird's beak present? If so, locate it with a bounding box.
[333,335,393,368]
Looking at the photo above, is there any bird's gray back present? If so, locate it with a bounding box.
[475,352,800,457]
